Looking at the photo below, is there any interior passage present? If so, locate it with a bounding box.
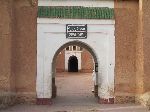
[54,72,97,105]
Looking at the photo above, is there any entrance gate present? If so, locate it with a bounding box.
[37,0,115,104]
[51,41,99,98]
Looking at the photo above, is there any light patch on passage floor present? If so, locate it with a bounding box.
[56,72,94,97]
[54,72,97,106]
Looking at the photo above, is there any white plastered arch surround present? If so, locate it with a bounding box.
[37,19,115,99]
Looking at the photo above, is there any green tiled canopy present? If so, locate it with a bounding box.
[38,6,114,19]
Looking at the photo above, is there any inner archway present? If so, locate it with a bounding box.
[68,56,78,72]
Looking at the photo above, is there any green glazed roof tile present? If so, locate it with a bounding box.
[38,6,114,19]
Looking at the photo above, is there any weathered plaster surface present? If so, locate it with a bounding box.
[136,0,150,109]
[0,0,16,108]
[37,19,115,100]
[114,0,138,103]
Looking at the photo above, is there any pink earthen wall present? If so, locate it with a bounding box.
[12,0,37,103]
[81,49,94,73]
[114,0,139,103]
[56,50,65,72]
[0,0,16,108]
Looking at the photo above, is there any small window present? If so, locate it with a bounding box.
[66,47,69,51]
[80,47,83,51]
[73,46,76,50]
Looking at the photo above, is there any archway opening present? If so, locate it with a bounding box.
[68,56,78,72]
[52,41,99,103]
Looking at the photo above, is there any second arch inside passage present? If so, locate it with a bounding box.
[68,55,78,72]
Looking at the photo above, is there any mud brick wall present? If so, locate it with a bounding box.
[12,0,37,103]
[81,49,94,73]
[0,0,16,108]
[136,0,150,108]
[114,0,139,103]
[56,50,65,72]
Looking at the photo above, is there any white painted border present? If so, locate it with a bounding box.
[37,18,115,25]
[38,0,114,8]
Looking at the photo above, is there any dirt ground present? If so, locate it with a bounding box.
[0,73,149,112]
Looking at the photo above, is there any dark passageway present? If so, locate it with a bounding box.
[68,56,78,72]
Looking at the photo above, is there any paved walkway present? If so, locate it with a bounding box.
[0,73,149,112]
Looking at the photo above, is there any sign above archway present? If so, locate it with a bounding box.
[66,24,87,39]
